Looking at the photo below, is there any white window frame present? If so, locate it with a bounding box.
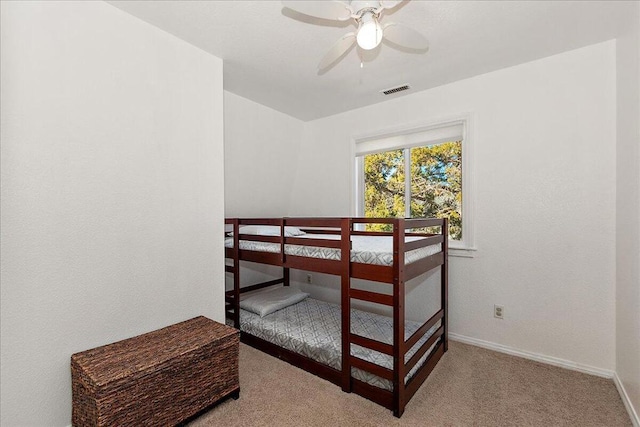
[351,114,476,257]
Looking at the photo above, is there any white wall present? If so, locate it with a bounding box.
[224,91,303,217]
[0,2,225,425]
[224,91,305,291]
[616,2,640,421]
[287,42,617,371]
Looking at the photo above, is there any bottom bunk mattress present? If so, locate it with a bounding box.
[239,297,440,391]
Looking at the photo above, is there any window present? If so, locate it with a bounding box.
[354,118,474,252]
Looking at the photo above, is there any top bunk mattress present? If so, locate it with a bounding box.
[225,234,440,266]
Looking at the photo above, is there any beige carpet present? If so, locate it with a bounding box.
[189,341,631,427]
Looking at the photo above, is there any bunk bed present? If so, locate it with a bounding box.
[224,217,448,417]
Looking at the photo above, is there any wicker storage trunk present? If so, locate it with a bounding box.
[71,316,239,427]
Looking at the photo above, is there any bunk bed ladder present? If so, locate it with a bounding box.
[347,217,447,417]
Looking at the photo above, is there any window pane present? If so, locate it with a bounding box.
[363,149,405,231]
[410,141,462,240]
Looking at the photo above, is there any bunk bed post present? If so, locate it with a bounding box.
[281,218,290,287]
[283,268,290,287]
[232,218,240,329]
[442,218,449,352]
[340,217,352,393]
[393,218,406,417]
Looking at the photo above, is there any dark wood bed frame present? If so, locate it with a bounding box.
[224,217,448,417]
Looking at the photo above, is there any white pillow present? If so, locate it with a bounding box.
[240,287,309,317]
[230,225,305,237]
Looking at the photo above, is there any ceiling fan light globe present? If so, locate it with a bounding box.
[356,14,383,50]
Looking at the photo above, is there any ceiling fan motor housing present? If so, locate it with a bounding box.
[350,1,382,16]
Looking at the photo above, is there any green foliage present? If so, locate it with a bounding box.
[363,149,404,231]
[363,141,462,239]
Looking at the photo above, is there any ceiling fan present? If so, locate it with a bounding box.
[282,0,429,72]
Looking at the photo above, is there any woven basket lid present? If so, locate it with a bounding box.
[71,316,238,393]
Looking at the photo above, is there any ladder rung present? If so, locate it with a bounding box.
[350,289,393,306]
[351,333,393,355]
[350,356,393,380]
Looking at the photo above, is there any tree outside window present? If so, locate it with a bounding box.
[362,141,462,239]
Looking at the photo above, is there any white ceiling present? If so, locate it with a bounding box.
[108,0,631,121]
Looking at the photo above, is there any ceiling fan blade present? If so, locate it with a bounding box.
[383,22,429,51]
[282,1,352,21]
[318,32,356,71]
[379,0,404,10]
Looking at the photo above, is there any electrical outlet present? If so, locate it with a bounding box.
[494,304,504,319]
[306,274,313,284]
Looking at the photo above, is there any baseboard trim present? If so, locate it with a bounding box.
[448,333,614,378]
[613,372,640,427]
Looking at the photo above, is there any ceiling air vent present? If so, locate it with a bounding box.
[381,84,410,95]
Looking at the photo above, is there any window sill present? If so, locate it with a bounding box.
[449,246,477,258]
